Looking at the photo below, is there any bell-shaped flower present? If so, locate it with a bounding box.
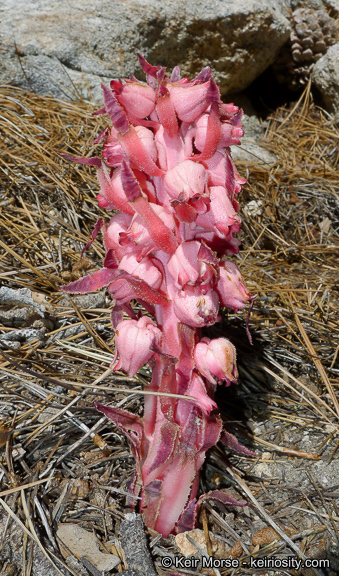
[164,160,208,203]
[119,254,163,290]
[216,261,251,312]
[167,80,210,123]
[167,241,217,289]
[220,123,244,147]
[203,151,227,187]
[194,112,243,150]
[114,316,162,377]
[104,212,133,260]
[173,285,219,327]
[112,80,156,120]
[97,165,135,215]
[133,126,158,164]
[195,186,241,238]
[194,337,238,385]
[219,102,239,120]
[120,204,176,259]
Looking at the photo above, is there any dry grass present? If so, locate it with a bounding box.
[0,83,338,576]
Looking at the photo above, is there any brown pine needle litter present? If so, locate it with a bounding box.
[0,84,338,576]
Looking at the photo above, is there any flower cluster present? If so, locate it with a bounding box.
[61,54,253,538]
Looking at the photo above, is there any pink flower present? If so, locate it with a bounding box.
[132,126,158,163]
[167,241,217,289]
[114,316,162,377]
[103,212,133,260]
[220,123,244,147]
[167,80,211,122]
[164,160,208,203]
[216,261,251,311]
[195,186,241,238]
[173,285,219,327]
[97,165,135,215]
[119,254,162,289]
[194,337,238,385]
[111,80,156,119]
[103,127,125,166]
[60,55,252,539]
[194,114,243,151]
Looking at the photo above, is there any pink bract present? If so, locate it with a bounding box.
[61,55,254,538]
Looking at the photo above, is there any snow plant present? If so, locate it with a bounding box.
[61,55,254,538]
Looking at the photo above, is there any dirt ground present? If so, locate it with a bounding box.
[0,83,338,576]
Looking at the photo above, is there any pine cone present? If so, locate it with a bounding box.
[274,8,337,90]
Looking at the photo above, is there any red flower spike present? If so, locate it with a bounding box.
[60,54,252,538]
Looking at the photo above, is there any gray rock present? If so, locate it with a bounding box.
[228,95,277,165]
[285,0,339,14]
[312,43,339,120]
[232,114,278,165]
[232,138,277,166]
[324,0,339,14]
[0,0,290,103]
